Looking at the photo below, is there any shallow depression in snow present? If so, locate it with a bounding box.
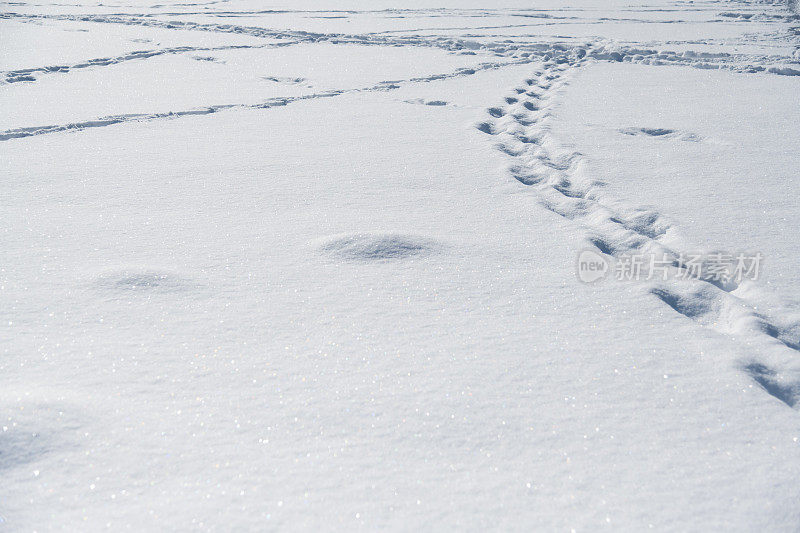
[0,400,83,475]
[315,232,442,262]
[94,268,201,294]
[0,428,53,474]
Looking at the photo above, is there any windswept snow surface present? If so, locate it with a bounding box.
[1,0,800,530]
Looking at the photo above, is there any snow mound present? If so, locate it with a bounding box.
[316,233,440,261]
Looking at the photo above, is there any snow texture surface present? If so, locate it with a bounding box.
[2,0,800,530]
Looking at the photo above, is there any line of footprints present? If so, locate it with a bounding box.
[476,59,800,408]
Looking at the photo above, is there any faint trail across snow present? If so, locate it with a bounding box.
[0,43,273,85]
[0,58,529,141]
[2,11,798,78]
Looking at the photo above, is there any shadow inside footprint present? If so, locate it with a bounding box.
[651,287,713,320]
[588,236,617,256]
[744,363,800,408]
[476,122,496,134]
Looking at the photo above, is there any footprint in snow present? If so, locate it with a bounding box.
[743,362,800,408]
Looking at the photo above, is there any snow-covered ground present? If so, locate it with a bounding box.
[2,0,799,530]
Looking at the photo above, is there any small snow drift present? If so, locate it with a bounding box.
[95,268,197,294]
[316,233,440,261]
